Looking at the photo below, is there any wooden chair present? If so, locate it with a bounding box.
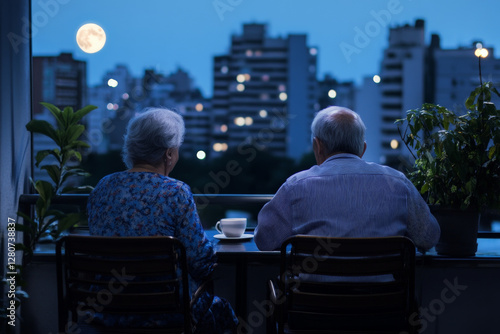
[56,235,208,334]
[268,236,417,334]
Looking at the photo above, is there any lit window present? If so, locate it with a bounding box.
[213,143,228,152]
[236,74,246,83]
[244,74,251,81]
[246,49,253,57]
[220,124,228,133]
[390,139,399,149]
[213,143,222,152]
[328,89,337,98]
[254,50,262,57]
[279,92,288,101]
[195,103,203,112]
[122,93,129,100]
[373,75,381,83]
[196,150,206,160]
[236,84,245,92]
[113,103,119,110]
[262,74,270,82]
[259,109,268,118]
[245,117,253,126]
[278,84,286,92]
[234,117,245,126]
[106,103,114,110]
[221,66,229,74]
[309,48,318,56]
[107,78,118,87]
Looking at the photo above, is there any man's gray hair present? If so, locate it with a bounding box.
[122,107,185,169]
[311,106,366,156]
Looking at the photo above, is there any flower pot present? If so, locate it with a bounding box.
[432,207,479,257]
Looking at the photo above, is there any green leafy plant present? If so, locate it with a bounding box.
[16,102,97,257]
[3,103,95,330]
[396,82,500,211]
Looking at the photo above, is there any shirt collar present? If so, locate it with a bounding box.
[324,153,361,164]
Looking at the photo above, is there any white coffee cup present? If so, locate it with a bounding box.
[215,218,247,238]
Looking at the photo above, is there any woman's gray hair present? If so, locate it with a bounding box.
[122,107,185,169]
[311,106,366,156]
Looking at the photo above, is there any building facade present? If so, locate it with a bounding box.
[212,23,318,161]
[378,20,426,166]
[32,53,88,183]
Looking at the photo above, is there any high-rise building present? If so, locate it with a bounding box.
[32,53,88,184]
[430,37,500,112]
[88,64,135,154]
[377,19,426,166]
[375,19,500,168]
[32,52,87,115]
[88,67,211,159]
[356,76,382,164]
[212,23,318,160]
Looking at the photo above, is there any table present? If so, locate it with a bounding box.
[205,228,500,331]
[30,229,500,334]
[205,229,278,317]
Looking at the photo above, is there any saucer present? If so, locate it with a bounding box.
[213,233,254,241]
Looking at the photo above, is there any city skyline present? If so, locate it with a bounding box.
[31,0,500,97]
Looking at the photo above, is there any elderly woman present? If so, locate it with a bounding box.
[87,108,238,333]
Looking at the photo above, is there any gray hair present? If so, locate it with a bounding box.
[311,106,366,156]
[122,107,185,169]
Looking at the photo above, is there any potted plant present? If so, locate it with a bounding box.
[396,82,500,256]
[17,102,97,256]
[5,102,96,331]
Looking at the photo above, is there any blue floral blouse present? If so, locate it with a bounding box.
[88,171,216,283]
[87,171,218,326]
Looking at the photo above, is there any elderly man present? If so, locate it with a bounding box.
[254,106,440,251]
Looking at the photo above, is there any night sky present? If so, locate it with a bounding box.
[32,0,500,96]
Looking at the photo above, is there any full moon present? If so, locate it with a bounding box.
[76,23,106,54]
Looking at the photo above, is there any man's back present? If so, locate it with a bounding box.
[254,153,440,251]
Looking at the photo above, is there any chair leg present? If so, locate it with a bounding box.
[267,280,278,334]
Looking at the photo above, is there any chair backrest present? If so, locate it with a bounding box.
[277,235,416,334]
[56,235,192,334]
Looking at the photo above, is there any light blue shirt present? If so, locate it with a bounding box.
[254,153,440,251]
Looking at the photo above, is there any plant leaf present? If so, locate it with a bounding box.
[40,102,65,129]
[73,105,97,123]
[26,120,60,146]
[67,140,90,149]
[66,124,85,143]
[34,180,54,203]
[35,149,60,167]
[489,145,496,160]
[40,164,61,186]
[56,213,82,236]
[62,106,73,127]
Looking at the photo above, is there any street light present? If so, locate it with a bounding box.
[475,43,489,88]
